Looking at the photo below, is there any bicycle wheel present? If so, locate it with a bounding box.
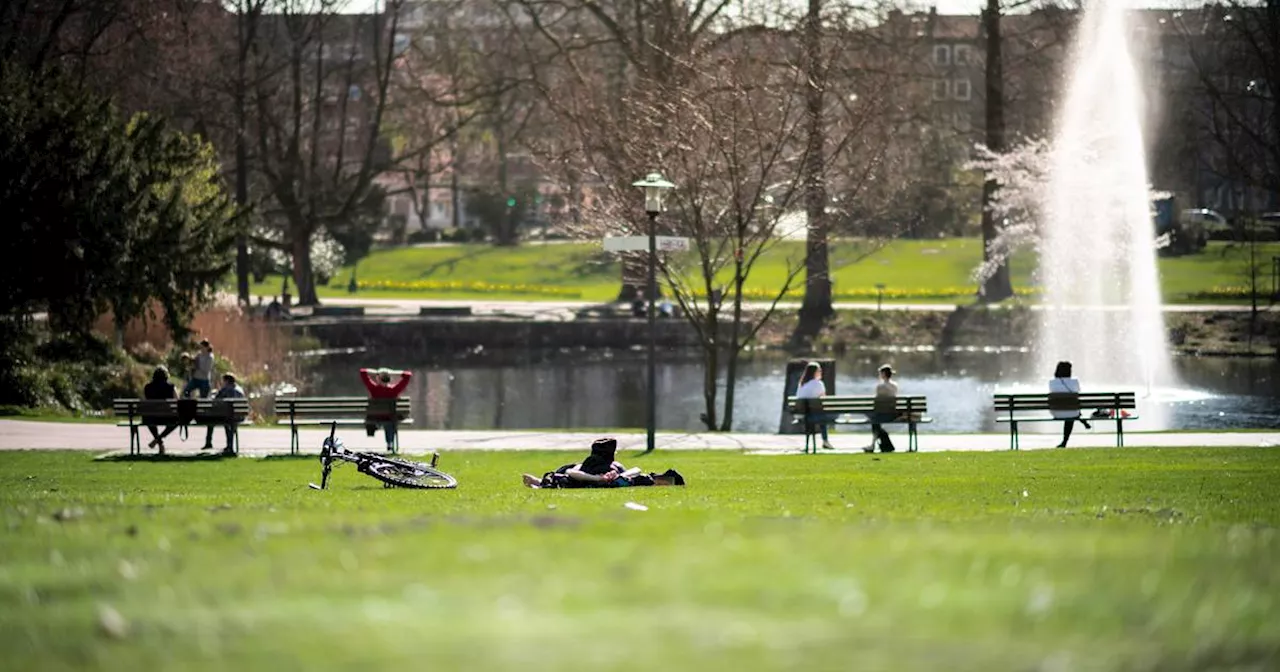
[366,458,457,489]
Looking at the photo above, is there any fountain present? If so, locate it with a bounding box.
[1035,0,1176,425]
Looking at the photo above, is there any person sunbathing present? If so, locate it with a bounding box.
[521,438,685,489]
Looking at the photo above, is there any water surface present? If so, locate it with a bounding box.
[303,349,1279,434]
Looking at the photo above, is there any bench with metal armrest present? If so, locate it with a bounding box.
[112,398,250,455]
[275,397,412,454]
[786,395,931,453]
[993,391,1138,450]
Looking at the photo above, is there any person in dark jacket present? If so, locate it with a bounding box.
[202,373,245,455]
[143,366,178,453]
[520,438,686,489]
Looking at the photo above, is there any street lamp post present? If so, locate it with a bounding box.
[876,283,886,312]
[632,172,675,453]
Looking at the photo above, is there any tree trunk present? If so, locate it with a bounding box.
[719,271,746,431]
[796,0,832,339]
[291,231,319,306]
[450,123,463,229]
[496,125,517,246]
[701,308,719,430]
[234,7,251,306]
[980,0,1014,302]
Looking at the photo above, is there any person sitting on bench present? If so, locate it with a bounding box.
[795,361,836,451]
[359,367,412,451]
[1050,360,1091,448]
[202,373,244,455]
[866,364,898,453]
[521,438,686,489]
[143,366,179,453]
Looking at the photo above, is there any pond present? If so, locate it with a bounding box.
[299,348,1280,434]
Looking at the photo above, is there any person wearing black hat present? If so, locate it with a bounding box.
[521,438,686,488]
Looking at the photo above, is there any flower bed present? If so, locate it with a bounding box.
[356,279,582,298]
[730,286,1042,301]
[1182,286,1263,301]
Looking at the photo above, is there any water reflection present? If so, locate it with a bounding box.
[302,349,1279,434]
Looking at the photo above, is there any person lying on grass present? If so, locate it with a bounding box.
[521,438,686,489]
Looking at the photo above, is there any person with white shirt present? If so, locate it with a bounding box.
[867,364,898,453]
[1049,360,1091,447]
[183,340,215,399]
[795,361,836,450]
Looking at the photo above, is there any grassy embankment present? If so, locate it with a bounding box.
[250,238,1280,304]
[2,447,1277,670]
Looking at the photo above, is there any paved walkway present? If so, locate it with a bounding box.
[1,420,1275,458]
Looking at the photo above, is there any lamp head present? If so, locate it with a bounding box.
[631,172,675,215]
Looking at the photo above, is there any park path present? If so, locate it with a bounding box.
[1,420,1275,458]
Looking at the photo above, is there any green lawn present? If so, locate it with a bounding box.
[250,239,1278,303]
[2,448,1278,670]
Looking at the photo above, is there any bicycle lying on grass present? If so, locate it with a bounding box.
[309,423,458,490]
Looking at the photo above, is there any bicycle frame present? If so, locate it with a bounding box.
[311,422,439,490]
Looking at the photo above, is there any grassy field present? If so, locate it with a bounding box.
[249,238,1280,303]
[2,447,1278,671]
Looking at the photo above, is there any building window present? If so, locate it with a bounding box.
[954,45,971,66]
[932,79,949,101]
[953,111,972,132]
[933,44,951,66]
[953,79,972,101]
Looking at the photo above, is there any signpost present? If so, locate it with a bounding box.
[601,189,682,453]
[603,236,689,253]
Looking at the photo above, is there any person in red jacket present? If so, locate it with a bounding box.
[360,367,412,450]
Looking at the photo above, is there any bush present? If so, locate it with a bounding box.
[441,227,484,243]
[35,331,124,366]
[129,341,165,365]
[30,362,90,412]
[406,228,441,244]
[0,317,38,406]
[91,363,152,408]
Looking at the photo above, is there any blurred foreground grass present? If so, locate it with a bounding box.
[1,447,1277,671]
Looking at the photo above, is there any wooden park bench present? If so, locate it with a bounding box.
[786,395,931,453]
[993,392,1138,450]
[113,398,251,456]
[275,397,412,455]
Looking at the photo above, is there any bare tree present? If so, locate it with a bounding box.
[796,0,833,339]
[1169,3,1278,221]
[979,0,1015,302]
[1161,3,1277,331]
[501,0,918,430]
[243,0,402,306]
[386,1,525,242]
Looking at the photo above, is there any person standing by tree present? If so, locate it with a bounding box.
[360,367,412,451]
[183,340,214,398]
